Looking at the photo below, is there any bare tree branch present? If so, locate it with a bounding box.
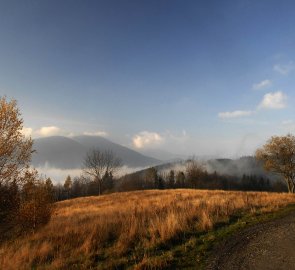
[82,149,122,195]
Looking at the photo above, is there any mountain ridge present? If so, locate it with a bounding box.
[32,135,162,169]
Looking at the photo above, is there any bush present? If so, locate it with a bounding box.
[17,170,53,233]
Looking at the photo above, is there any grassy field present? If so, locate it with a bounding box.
[1,189,295,269]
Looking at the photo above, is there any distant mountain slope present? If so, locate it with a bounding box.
[32,135,162,169]
[73,135,161,167]
[205,156,275,178]
[32,136,86,169]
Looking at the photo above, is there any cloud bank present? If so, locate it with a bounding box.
[36,126,61,137]
[21,126,109,139]
[83,131,108,137]
[133,131,164,149]
[132,130,189,151]
[258,91,287,109]
[36,165,147,183]
[219,90,287,120]
[218,110,254,119]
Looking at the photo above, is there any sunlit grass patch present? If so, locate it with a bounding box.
[1,189,295,269]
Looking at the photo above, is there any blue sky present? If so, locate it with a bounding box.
[1,0,295,157]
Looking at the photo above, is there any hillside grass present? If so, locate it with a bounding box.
[1,189,295,269]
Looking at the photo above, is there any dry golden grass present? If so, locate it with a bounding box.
[1,189,295,269]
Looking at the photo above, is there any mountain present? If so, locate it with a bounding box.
[73,135,161,167]
[32,136,86,169]
[205,157,276,179]
[32,135,162,169]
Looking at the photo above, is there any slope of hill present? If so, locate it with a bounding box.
[73,135,161,167]
[206,156,271,177]
[1,190,295,269]
[32,136,86,169]
[122,156,278,182]
[32,135,161,169]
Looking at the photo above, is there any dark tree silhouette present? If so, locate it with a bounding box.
[83,149,121,195]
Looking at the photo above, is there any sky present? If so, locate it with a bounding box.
[1,0,295,158]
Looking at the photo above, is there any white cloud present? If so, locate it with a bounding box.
[218,110,254,119]
[36,126,61,137]
[83,131,108,137]
[252,79,272,90]
[133,131,164,149]
[273,62,294,75]
[131,130,189,154]
[21,127,33,137]
[258,91,287,109]
[24,127,108,138]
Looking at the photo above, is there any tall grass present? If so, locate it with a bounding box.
[1,189,295,269]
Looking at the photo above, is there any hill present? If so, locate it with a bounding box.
[1,190,295,269]
[121,156,278,183]
[205,156,273,178]
[32,136,86,169]
[32,135,162,169]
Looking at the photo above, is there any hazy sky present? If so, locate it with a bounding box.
[1,0,295,157]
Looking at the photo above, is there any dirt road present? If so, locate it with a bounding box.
[206,211,295,270]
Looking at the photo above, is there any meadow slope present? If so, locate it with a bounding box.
[1,189,295,269]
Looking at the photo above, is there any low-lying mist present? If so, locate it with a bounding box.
[157,156,278,181]
[35,164,148,183]
[35,156,279,184]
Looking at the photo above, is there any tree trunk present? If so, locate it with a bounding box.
[286,179,294,193]
[98,181,101,196]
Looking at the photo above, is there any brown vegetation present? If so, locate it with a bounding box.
[0,96,53,241]
[1,189,295,269]
[0,96,33,185]
[256,134,295,193]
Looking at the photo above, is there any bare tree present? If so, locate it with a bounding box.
[256,134,295,193]
[186,158,205,189]
[83,149,122,195]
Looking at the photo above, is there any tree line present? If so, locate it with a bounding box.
[52,158,287,201]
